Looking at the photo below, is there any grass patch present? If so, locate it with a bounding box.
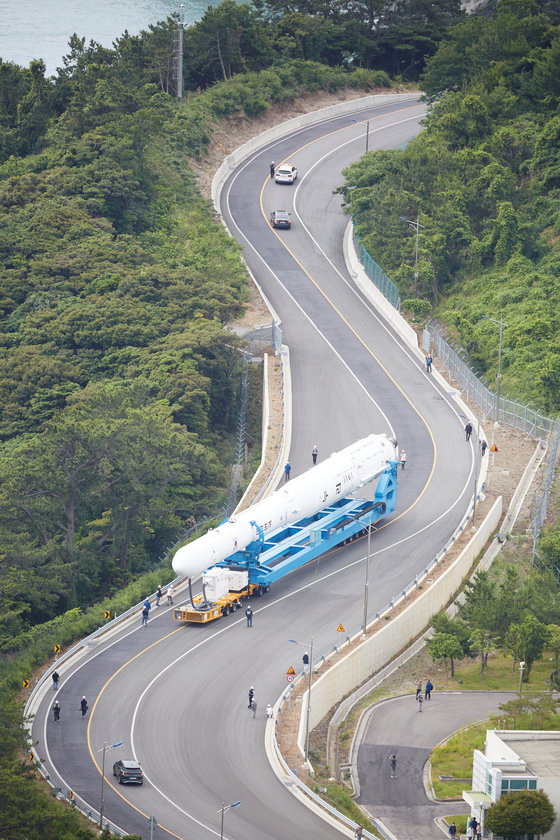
[434,649,557,693]
[431,721,487,799]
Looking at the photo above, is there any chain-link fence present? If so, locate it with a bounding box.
[353,228,401,311]
[351,228,559,561]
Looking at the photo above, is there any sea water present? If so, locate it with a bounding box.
[0,0,216,76]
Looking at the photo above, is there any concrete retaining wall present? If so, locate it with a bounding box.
[301,496,502,744]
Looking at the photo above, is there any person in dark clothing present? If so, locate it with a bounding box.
[53,700,61,722]
[52,671,59,691]
[80,696,88,717]
[425,679,433,699]
[465,422,473,441]
[248,686,254,708]
[302,652,309,670]
[156,584,163,606]
[426,354,432,373]
[449,823,457,838]
[246,606,253,627]
[311,445,318,465]
[389,753,397,778]
[481,440,488,456]
[270,161,275,178]
[284,462,291,481]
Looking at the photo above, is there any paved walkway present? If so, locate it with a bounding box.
[353,691,516,840]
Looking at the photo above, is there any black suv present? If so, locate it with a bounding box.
[113,759,144,785]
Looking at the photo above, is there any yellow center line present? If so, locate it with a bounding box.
[258,104,436,522]
[87,626,187,839]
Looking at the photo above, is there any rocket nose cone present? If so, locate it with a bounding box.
[172,542,206,578]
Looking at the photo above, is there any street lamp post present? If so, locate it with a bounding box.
[98,740,123,829]
[219,799,241,840]
[399,216,424,293]
[481,313,507,422]
[349,117,371,152]
[289,637,314,766]
[519,660,525,693]
[362,513,372,638]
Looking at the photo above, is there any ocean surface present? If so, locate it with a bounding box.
[0,0,217,76]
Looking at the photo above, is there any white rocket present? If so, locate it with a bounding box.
[172,433,397,579]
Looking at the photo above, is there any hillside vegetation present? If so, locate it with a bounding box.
[338,0,560,413]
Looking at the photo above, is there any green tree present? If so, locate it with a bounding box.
[505,613,548,679]
[428,632,464,681]
[469,629,499,685]
[485,790,555,838]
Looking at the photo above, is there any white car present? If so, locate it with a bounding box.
[275,163,298,184]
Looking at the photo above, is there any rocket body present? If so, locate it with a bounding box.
[172,433,397,579]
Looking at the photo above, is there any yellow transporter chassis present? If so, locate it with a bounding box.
[173,583,264,624]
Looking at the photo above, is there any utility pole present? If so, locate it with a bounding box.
[177,4,185,103]
[399,216,424,294]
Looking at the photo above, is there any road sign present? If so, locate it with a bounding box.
[104,610,110,620]
[287,674,295,683]
[337,623,345,633]
[23,679,29,689]
[286,666,295,675]
[54,644,61,654]
[29,752,34,762]
[490,444,498,452]
[69,790,74,801]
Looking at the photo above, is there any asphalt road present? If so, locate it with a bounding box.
[32,95,482,840]
[355,692,517,840]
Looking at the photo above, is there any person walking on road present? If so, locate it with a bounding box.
[425,678,433,700]
[311,445,318,465]
[449,823,457,839]
[248,686,254,708]
[465,422,473,441]
[467,822,475,840]
[270,161,275,179]
[426,354,432,373]
[80,696,88,718]
[166,586,174,605]
[266,704,274,718]
[400,450,407,470]
[246,606,253,627]
[389,753,397,778]
[481,439,488,456]
[415,679,422,699]
[52,671,59,691]
[355,825,363,839]
[156,584,163,606]
[284,461,291,481]
[53,700,61,722]
[302,652,309,671]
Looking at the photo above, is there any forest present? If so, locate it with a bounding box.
[1,0,560,836]
[338,0,560,412]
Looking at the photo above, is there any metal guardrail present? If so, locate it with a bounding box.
[272,496,480,835]
[23,579,182,835]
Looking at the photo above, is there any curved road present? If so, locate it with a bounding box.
[355,691,516,840]
[32,96,480,840]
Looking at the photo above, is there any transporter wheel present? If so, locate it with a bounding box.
[254,585,262,597]
[222,605,230,616]
[231,602,237,612]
